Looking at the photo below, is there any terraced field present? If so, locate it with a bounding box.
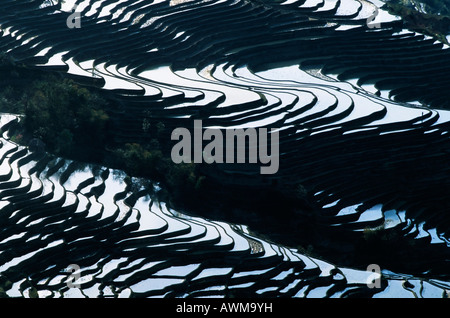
[0,0,449,298]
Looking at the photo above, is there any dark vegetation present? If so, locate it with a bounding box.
[0,54,107,160]
[0,54,205,205]
[384,0,450,44]
[405,0,450,16]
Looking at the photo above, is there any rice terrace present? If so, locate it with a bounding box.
[0,0,449,299]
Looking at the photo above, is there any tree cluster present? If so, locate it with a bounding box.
[22,76,109,159]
